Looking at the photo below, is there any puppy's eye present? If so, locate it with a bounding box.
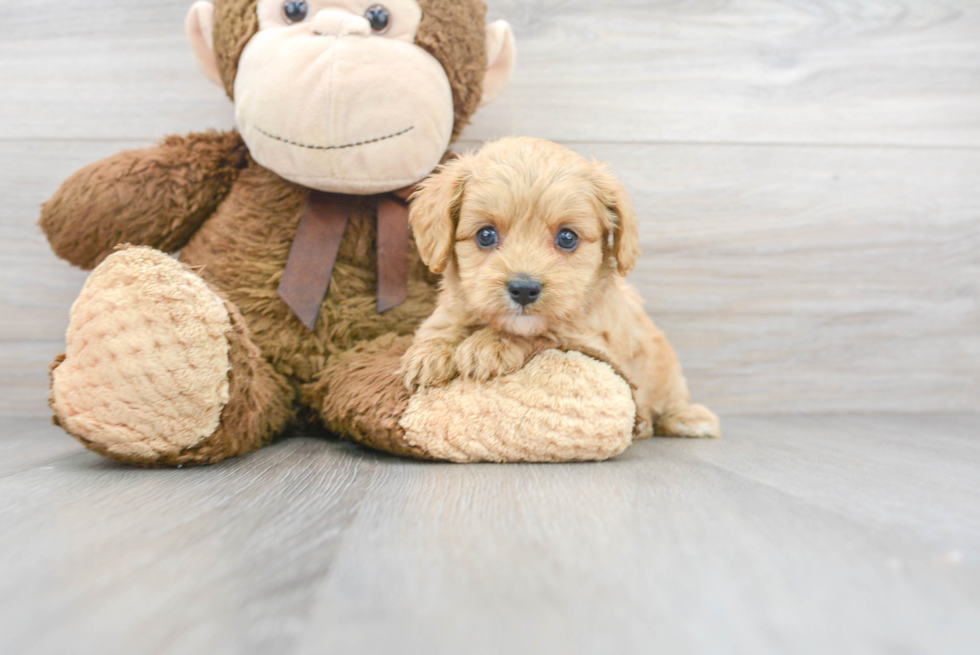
[476,227,499,249]
[283,1,309,23]
[364,4,391,33]
[556,229,579,251]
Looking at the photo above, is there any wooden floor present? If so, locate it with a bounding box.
[2,1,979,652]
[1,414,978,654]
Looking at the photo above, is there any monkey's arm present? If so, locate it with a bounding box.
[40,130,247,270]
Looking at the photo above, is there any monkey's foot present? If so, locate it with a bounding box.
[400,350,636,462]
[312,341,636,463]
[50,247,291,467]
[656,404,722,439]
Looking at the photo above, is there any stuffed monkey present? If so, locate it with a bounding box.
[40,0,638,466]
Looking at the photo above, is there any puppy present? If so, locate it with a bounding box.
[401,137,720,439]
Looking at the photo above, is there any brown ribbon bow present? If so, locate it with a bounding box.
[278,186,416,331]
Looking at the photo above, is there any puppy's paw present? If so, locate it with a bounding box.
[657,404,721,439]
[401,340,459,391]
[453,329,535,382]
[635,417,656,440]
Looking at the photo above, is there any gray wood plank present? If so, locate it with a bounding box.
[687,414,980,549]
[5,139,977,415]
[2,415,976,655]
[2,1,977,414]
[0,342,65,419]
[0,436,377,655]
[295,414,980,655]
[474,0,980,147]
[1,0,978,146]
[0,140,137,416]
[574,141,980,414]
[0,139,138,342]
[0,417,82,476]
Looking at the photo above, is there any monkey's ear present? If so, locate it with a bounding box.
[410,157,471,275]
[186,1,223,87]
[593,163,641,276]
[480,21,517,107]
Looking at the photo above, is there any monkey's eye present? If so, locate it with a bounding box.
[365,4,391,34]
[282,1,309,23]
[556,229,580,251]
[476,227,499,249]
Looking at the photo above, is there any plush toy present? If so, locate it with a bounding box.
[40,0,640,466]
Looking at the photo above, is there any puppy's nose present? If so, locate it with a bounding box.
[507,277,543,307]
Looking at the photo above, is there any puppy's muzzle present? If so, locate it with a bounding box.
[507,276,542,307]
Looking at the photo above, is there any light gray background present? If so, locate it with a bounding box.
[2,0,978,415]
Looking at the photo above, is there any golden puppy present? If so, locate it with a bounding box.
[401,137,720,439]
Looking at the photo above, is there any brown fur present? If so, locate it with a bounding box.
[48,253,295,468]
[213,0,260,96]
[213,0,487,140]
[40,2,493,465]
[173,298,295,467]
[414,0,488,141]
[403,138,721,439]
[179,162,439,389]
[303,334,434,459]
[40,131,247,270]
[67,302,295,468]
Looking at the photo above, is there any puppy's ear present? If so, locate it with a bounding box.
[410,156,470,274]
[593,162,640,276]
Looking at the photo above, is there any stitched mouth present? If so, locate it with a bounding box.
[254,125,414,151]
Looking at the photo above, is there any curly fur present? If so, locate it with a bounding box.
[403,137,721,439]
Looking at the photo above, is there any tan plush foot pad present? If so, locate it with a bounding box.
[51,247,233,462]
[400,350,636,462]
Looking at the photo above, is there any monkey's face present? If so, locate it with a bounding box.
[235,0,455,194]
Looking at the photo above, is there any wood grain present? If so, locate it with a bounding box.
[1,0,978,414]
[298,415,980,655]
[2,2,977,652]
[577,141,980,414]
[0,429,377,655]
[474,0,980,146]
[0,415,977,654]
[0,417,81,476]
[1,1,978,145]
[4,138,977,415]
